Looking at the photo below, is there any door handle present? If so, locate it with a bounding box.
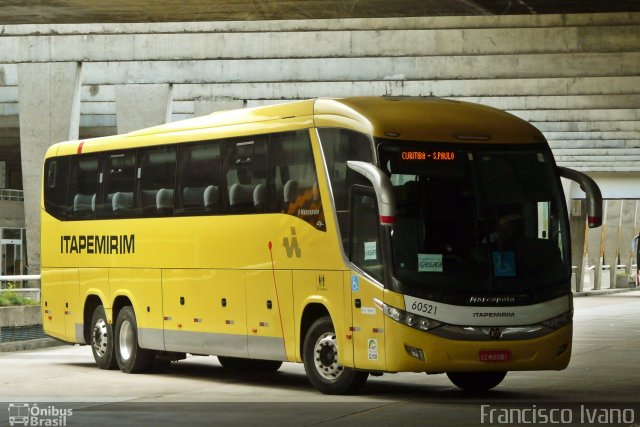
[354,298,361,308]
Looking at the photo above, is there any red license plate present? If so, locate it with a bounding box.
[479,350,512,362]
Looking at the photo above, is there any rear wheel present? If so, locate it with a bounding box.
[446,371,507,391]
[90,305,117,370]
[303,316,368,394]
[218,356,282,371]
[114,306,153,373]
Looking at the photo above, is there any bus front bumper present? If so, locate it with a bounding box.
[384,317,572,373]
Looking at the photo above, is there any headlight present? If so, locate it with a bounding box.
[541,310,573,329]
[376,299,442,332]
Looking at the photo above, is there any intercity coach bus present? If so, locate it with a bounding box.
[41,97,602,394]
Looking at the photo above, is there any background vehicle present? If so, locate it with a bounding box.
[41,97,601,393]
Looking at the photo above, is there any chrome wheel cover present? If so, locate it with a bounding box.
[313,331,344,381]
[92,318,109,358]
[118,319,134,361]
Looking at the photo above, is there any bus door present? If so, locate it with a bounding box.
[349,189,386,370]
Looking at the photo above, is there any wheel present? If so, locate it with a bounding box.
[90,305,118,370]
[218,356,282,371]
[114,306,153,373]
[446,371,507,391]
[303,316,368,394]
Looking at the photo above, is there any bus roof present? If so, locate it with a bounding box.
[47,96,544,158]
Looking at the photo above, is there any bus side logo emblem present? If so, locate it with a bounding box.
[283,227,301,258]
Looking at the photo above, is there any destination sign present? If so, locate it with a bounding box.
[401,151,455,161]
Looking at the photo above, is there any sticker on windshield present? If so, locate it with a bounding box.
[493,251,516,276]
[418,253,443,272]
[364,241,377,261]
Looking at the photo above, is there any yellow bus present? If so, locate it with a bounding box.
[41,97,601,394]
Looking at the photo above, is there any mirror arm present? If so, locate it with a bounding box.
[558,167,602,228]
[347,161,396,226]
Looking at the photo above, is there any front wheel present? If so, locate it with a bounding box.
[446,371,507,391]
[90,305,117,370]
[114,306,153,373]
[303,316,368,394]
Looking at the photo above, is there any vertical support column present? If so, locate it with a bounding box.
[569,199,587,292]
[193,98,245,117]
[18,62,82,275]
[588,201,607,290]
[620,200,636,280]
[603,200,622,289]
[115,84,173,134]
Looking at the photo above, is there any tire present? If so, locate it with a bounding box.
[218,356,282,371]
[114,306,153,373]
[90,305,118,370]
[446,371,507,391]
[303,316,368,394]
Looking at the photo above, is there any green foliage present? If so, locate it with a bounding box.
[0,282,36,306]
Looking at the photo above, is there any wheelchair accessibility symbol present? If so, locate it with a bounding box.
[492,251,516,277]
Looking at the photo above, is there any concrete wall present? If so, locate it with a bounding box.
[0,12,639,284]
[0,200,24,228]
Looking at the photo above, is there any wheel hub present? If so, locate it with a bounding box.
[118,319,134,361]
[313,332,344,380]
[92,318,108,357]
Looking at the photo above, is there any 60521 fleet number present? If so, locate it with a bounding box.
[411,301,438,316]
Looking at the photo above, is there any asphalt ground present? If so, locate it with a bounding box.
[1,291,639,427]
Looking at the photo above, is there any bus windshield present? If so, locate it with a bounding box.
[378,141,570,304]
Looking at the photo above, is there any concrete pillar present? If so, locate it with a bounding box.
[18,62,82,275]
[620,200,637,278]
[569,199,587,292]
[193,98,245,117]
[115,84,173,134]
[587,201,606,290]
[603,200,622,288]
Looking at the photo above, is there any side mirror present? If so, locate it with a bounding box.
[558,167,602,228]
[347,161,396,226]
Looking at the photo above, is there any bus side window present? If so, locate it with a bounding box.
[137,146,176,217]
[317,128,374,244]
[220,136,268,214]
[99,151,136,218]
[350,188,384,282]
[266,131,325,230]
[44,156,70,220]
[270,131,320,213]
[67,155,100,220]
[176,141,221,215]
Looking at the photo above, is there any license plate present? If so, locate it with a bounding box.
[479,350,511,362]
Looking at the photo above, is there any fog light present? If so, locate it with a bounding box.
[405,345,425,361]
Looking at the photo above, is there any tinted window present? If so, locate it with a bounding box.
[137,146,176,217]
[350,189,384,282]
[270,131,325,231]
[99,151,136,217]
[44,157,70,220]
[317,128,373,245]
[68,155,100,219]
[221,136,268,214]
[177,141,221,214]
